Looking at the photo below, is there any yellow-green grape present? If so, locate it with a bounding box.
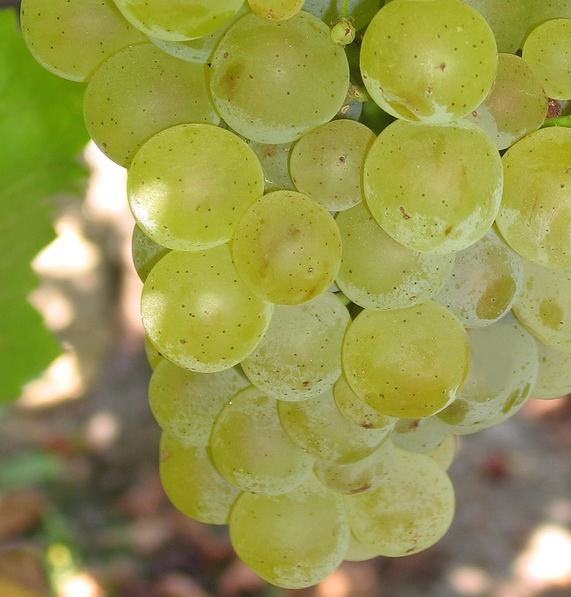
[247,141,295,192]
[113,0,245,41]
[159,432,240,524]
[248,0,305,20]
[229,473,349,589]
[425,434,457,470]
[342,301,471,419]
[512,260,571,353]
[141,247,273,372]
[360,0,498,124]
[313,439,395,495]
[522,19,571,100]
[364,119,503,254]
[20,0,146,82]
[344,448,455,557]
[333,373,397,430]
[128,124,264,251]
[84,44,219,168]
[434,227,524,328]
[344,533,382,562]
[335,204,455,310]
[532,339,571,399]
[148,359,249,446]
[241,293,350,401]
[437,314,539,433]
[131,224,170,283]
[390,416,452,453]
[289,120,376,211]
[460,0,530,53]
[526,0,571,38]
[465,53,548,151]
[210,386,314,494]
[144,334,164,370]
[231,190,342,305]
[278,387,392,464]
[304,0,384,31]
[209,11,350,143]
[495,127,571,268]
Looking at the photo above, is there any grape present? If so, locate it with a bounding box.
[289,120,376,211]
[83,44,219,167]
[209,11,350,143]
[464,53,548,151]
[229,473,349,589]
[144,334,164,370]
[112,0,245,41]
[390,416,452,453]
[278,387,392,464]
[148,359,249,446]
[230,190,342,305]
[425,434,457,470]
[304,0,384,31]
[128,124,264,251]
[434,227,524,328]
[210,386,314,494]
[159,432,240,524]
[460,0,530,53]
[335,204,455,310]
[246,141,295,192]
[240,293,350,401]
[495,127,571,268]
[344,533,383,562]
[363,119,503,254]
[532,339,571,399]
[313,439,395,495]
[437,314,539,433]
[131,224,170,283]
[141,246,273,372]
[512,259,571,353]
[526,0,571,37]
[342,301,471,419]
[20,0,146,82]
[248,0,305,20]
[344,448,455,557]
[522,19,571,100]
[360,0,498,124]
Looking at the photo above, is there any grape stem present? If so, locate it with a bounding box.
[542,115,571,129]
[341,0,349,18]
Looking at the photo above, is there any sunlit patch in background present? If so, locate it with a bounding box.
[448,565,492,596]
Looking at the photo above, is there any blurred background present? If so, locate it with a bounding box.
[1,3,570,597]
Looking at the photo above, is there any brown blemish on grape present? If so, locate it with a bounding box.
[400,206,411,219]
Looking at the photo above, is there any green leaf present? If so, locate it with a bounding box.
[0,8,89,402]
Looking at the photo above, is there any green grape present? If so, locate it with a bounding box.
[84,44,219,167]
[113,0,245,41]
[390,416,452,453]
[434,227,524,328]
[425,434,457,470]
[148,359,249,446]
[344,448,455,557]
[465,53,548,151]
[231,190,342,305]
[144,334,164,370]
[532,339,571,399]
[278,387,392,464]
[495,127,571,268]
[313,439,395,495]
[209,11,350,143]
[335,204,455,310]
[360,0,498,124]
[210,386,314,494]
[131,224,170,283]
[20,0,146,82]
[333,373,397,430]
[141,246,273,372]
[303,0,382,31]
[363,119,503,254]
[437,314,539,433]
[128,124,264,251]
[247,141,295,192]
[460,0,530,53]
[159,432,240,524]
[248,0,305,19]
[344,533,383,562]
[512,260,571,353]
[522,19,571,100]
[342,301,471,419]
[526,0,571,37]
[229,473,349,589]
[289,120,376,211]
[241,293,350,401]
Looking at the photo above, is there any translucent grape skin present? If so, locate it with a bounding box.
[532,339,571,399]
[209,11,350,143]
[248,0,305,20]
[360,0,498,123]
[131,224,170,283]
[525,0,571,39]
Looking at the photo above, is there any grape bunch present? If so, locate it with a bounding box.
[20,0,571,589]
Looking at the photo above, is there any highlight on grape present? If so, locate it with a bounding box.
[20,0,571,589]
